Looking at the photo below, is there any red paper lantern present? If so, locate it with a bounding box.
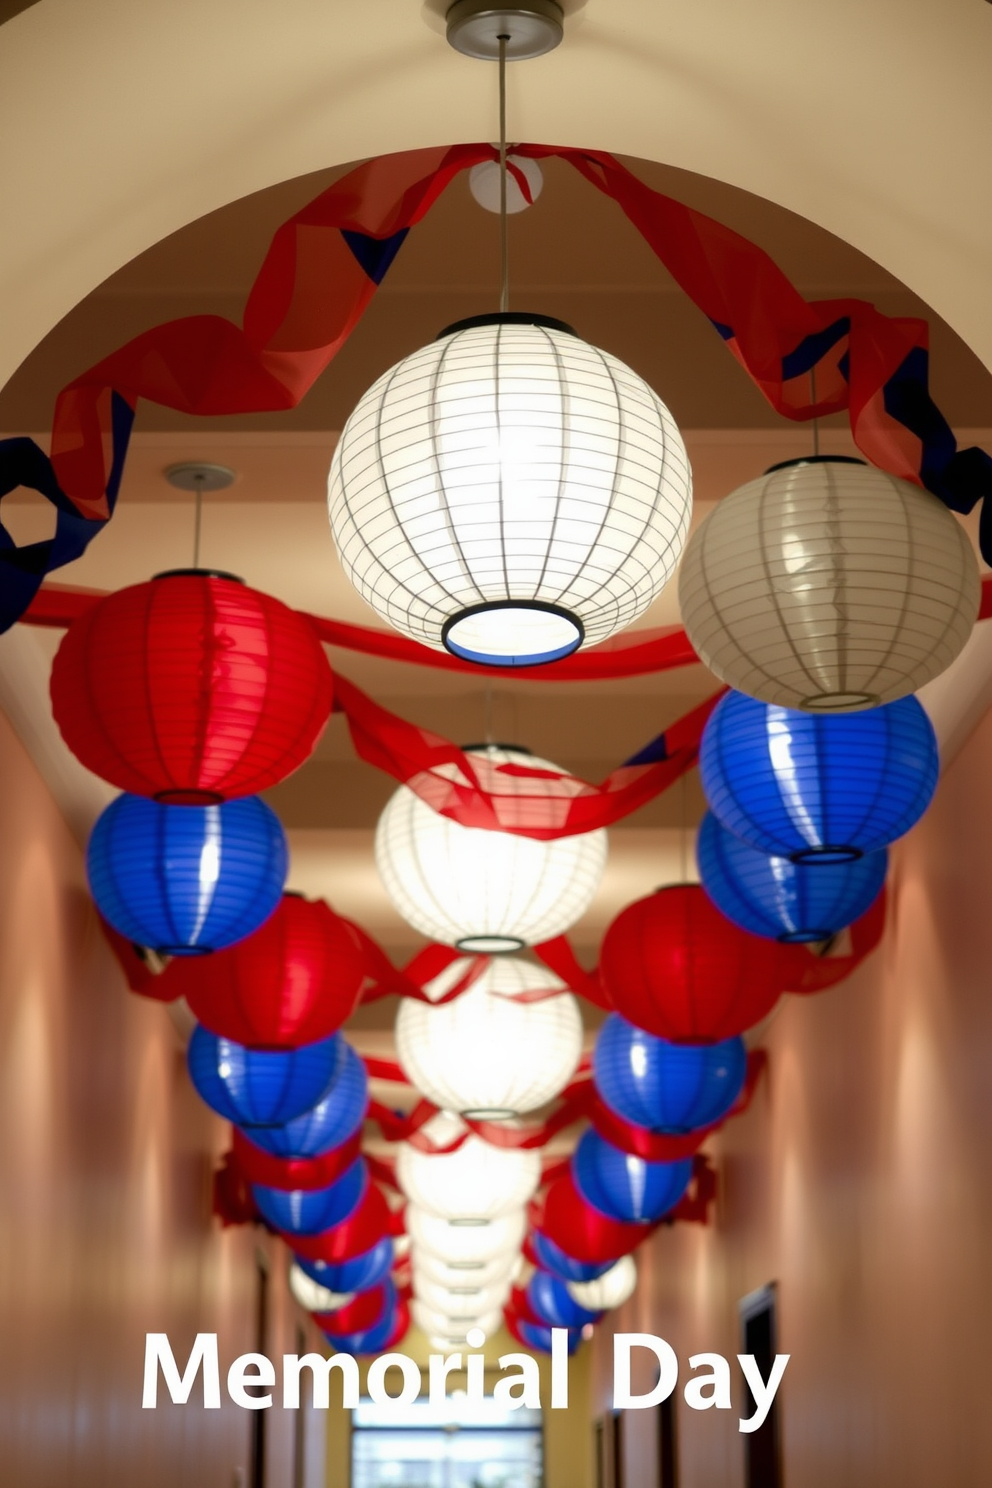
[600,884,802,1042]
[50,571,332,803]
[175,894,365,1048]
[532,1173,645,1264]
[232,1128,363,1192]
[313,1283,389,1335]
[288,1183,391,1264]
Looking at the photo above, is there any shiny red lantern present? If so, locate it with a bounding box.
[175,894,365,1048]
[288,1183,391,1264]
[313,1283,390,1335]
[50,571,332,802]
[532,1173,645,1264]
[232,1128,363,1191]
[599,884,801,1042]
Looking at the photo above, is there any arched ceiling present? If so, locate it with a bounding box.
[1,0,991,389]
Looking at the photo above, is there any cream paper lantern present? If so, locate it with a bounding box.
[678,456,980,711]
[375,745,607,953]
[567,1255,637,1312]
[406,1205,527,1266]
[328,314,692,668]
[395,959,583,1118]
[411,1301,504,1343]
[288,1262,354,1315]
[412,1274,513,1316]
[396,1115,541,1219]
[411,1246,523,1289]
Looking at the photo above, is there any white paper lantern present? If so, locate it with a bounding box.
[678,456,980,711]
[376,745,607,952]
[567,1255,637,1312]
[288,1262,354,1315]
[396,959,583,1118]
[406,1205,527,1265]
[412,1275,513,1316]
[411,1301,504,1342]
[397,1124,541,1219]
[328,314,692,667]
[411,1246,523,1289]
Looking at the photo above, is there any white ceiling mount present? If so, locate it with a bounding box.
[445,0,564,60]
[164,461,237,492]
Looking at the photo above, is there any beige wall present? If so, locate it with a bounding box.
[590,701,992,1487]
[0,705,325,1485]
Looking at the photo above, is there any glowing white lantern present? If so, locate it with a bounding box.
[288,1262,354,1315]
[406,1205,527,1265]
[412,1275,512,1316]
[397,1116,541,1219]
[411,1301,504,1342]
[412,1247,523,1289]
[329,314,692,667]
[678,457,980,711]
[567,1255,637,1312]
[396,959,583,1118]
[376,745,607,952]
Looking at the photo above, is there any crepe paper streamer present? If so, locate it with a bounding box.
[231,1127,364,1192]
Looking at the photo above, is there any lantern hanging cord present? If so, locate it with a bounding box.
[810,365,820,458]
[498,33,509,314]
[192,473,204,569]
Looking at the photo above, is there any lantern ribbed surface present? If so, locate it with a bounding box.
[593,1015,747,1134]
[527,1271,600,1329]
[328,316,692,666]
[288,1262,354,1315]
[571,1129,694,1224]
[251,1158,368,1235]
[678,457,979,710]
[376,747,607,951]
[51,572,333,801]
[599,883,791,1042]
[411,1248,521,1290]
[699,691,939,862]
[567,1255,637,1312]
[413,1275,513,1317]
[87,794,287,955]
[697,811,888,942]
[177,894,364,1047]
[397,1116,541,1219]
[395,959,583,1117]
[240,1038,367,1157]
[406,1207,527,1266]
[294,1239,393,1295]
[187,1025,340,1128]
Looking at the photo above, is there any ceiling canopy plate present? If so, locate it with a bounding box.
[445,0,564,60]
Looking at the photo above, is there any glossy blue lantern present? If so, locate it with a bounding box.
[513,1320,583,1356]
[87,793,287,954]
[697,811,888,943]
[295,1239,394,1295]
[252,1158,367,1236]
[572,1128,693,1224]
[187,1024,340,1127]
[323,1280,399,1353]
[699,691,938,863]
[593,1015,747,1135]
[530,1232,615,1284]
[238,1039,367,1157]
[527,1270,601,1329]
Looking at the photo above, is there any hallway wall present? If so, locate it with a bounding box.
[590,702,992,1487]
[0,707,324,1486]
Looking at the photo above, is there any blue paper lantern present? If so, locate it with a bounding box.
[252,1158,367,1236]
[697,811,888,943]
[530,1232,614,1284]
[572,1129,693,1224]
[88,793,287,954]
[593,1015,747,1134]
[699,691,938,863]
[238,1039,367,1157]
[295,1239,394,1295]
[527,1270,601,1329]
[514,1320,582,1356]
[187,1024,340,1127]
[323,1280,399,1353]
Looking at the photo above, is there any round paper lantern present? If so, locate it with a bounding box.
[697,811,888,942]
[397,1120,541,1219]
[527,1271,600,1329]
[187,1025,340,1127]
[700,691,939,862]
[294,1239,394,1295]
[328,313,692,667]
[315,1282,392,1336]
[376,747,607,952]
[177,893,364,1047]
[567,1255,637,1313]
[238,1039,367,1157]
[536,1173,648,1264]
[324,1282,401,1352]
[251,1158,367,1235]
[571,1129,693,1224]
[395,959,583,1118]
[506,1317,582,1355]
[599,883,792,1042]
[678,456,979,710]
[411,1247,521,1290]
[529,1232,614,1284]
[413,1275,512,1316]
[88,794,287,955]
[291,1184,391,1264]
[51,570,332,801]
[593,1016,747,1134]
[410,1301,504,1342]
[288,1262,354,1315]
[406,1206,527,1266]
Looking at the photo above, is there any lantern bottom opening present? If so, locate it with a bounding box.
[801,690,881,712]
[779,928,834,944]
[461,1107,517,1121]
[442,600,583,667]
[154,788,226,806]
[159,943,214,957]
[789,845,863,865]
[454,933,527,953]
